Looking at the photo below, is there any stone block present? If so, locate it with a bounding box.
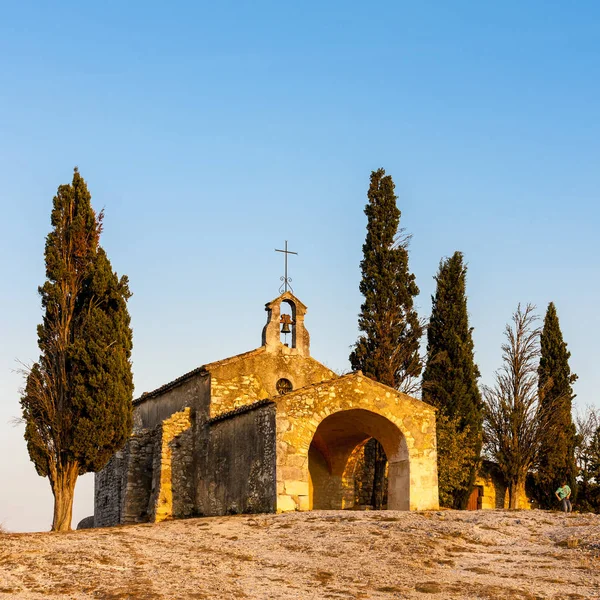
[297,495,310,511]
[280,466,303,480]
[277,494,297,512]
[285,480,309,496]
[286,454,307,468]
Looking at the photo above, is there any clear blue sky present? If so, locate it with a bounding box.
[1,1,598,532]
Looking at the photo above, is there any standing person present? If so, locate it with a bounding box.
[555,482,572,513]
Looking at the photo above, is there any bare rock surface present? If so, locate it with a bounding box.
[76,516,95,531]
[1,509,600,599]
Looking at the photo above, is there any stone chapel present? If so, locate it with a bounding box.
[94,291,439,527]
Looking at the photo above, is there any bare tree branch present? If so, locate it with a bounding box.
[482,303,557,508]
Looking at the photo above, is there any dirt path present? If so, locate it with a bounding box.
[1,509,599,599]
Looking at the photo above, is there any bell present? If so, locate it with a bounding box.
[281,321,292,335]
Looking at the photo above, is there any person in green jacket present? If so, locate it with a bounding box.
[555,482,572,513]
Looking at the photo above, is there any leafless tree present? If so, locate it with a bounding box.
[575,407,599,462]
[574,406,600,508]
[483,304,550,508]
[396,316,428,398]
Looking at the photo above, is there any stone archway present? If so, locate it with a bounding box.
[307,409,409,510]
[274,372,439,512]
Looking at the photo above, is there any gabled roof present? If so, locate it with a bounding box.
[272,371,436,411]
[134,365,209,405]
[133,347,267,406]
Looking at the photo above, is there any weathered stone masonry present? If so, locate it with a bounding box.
[197,401,277,516]
[94,291,439,526]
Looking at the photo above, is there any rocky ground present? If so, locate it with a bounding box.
[1,509,600,599]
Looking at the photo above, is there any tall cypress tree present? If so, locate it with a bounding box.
[535,302,577,508]
[350,168,422,508]
[20,169,133,531]
[422,252,482,509]
[350,168,422,391]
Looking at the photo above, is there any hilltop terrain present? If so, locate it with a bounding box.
[1,509,599,599]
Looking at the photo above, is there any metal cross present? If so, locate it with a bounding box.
[275,240,298,293]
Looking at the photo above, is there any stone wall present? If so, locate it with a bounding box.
[95,428,157,527]
[121,429,157,524]
[134,369,210,430]
[261,292,310,356]
[94,449,127,528]
[148,408,194,522]
[196,401,277,516]
[352,439,389,508]
[96,365,212,526]
[207,348,335,419]
[171,426,196,518]
[475,462,532,510]
[275,373,439,512]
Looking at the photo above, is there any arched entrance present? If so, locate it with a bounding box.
[307,409,409,510]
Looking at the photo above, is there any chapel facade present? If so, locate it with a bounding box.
[94,292,439,526]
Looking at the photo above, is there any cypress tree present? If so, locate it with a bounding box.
[534,302,577,508]
[422,252,482,508]
[349,168,422,508]
[350,168,422,391]
[20,169,133,531]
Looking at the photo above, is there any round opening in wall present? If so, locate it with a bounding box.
[276,378,293,395]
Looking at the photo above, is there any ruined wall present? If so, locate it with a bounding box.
[95,449,127,527]
[94,428,157,527]
[121,430,157,524]
[208,348,335,418]
[96,365,213,526]
[171,426,196,518]
[148,408,194,522]
[196,401,277,516]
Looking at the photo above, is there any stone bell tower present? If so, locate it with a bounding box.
[261,291,310,356]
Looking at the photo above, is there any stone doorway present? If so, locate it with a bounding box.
[307,409,409,510]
